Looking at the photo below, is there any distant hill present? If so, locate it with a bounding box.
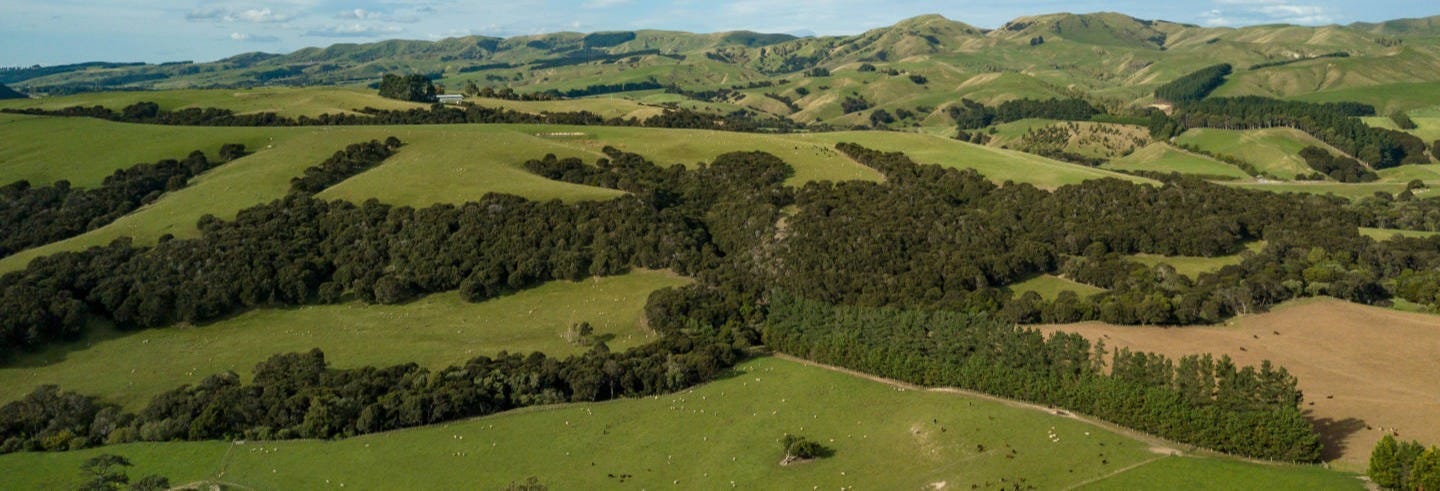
[0,83,26,100]
[10,12,1440,121]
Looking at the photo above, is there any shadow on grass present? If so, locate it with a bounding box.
[1308,414,1368,462]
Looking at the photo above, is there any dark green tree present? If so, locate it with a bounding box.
[78,454,131,491]
[377,74,437,102]
[1371,435,1404,488]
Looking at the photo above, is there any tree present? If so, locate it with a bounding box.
[1413,447,1440,491]
[78,454,131,491]
[377,74,437,103]
[218,143,247,161]
[566,321,595,346]
[1371,435,1405,488]
[779,433,830,463]
[128,475,170,491]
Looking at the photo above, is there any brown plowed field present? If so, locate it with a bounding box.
[1036,298,1440,467]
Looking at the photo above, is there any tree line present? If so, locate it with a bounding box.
[948,98,1100,130]
[0,145,244,258]
[291,138,402,194]
[0,338,737,452]
[764,294,1322,462]
[1299,146,1378,183]
[1153,64,1231,103]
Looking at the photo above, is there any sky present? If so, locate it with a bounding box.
[0,1,1435,67]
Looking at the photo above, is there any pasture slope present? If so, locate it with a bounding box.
[0,114,1146,274]
[1104,143,1251,179]
[0,270,689,410]
[0,356,1360,490]
[1038,298,1440,470]
[1174,127,1333,180]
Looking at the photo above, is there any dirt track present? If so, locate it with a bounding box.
[1036,298,1440,468]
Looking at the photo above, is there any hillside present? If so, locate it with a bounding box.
[0,83,24,100]
[0,356,1361,490]
[5,11,1440,490]
[9,13,1440,124]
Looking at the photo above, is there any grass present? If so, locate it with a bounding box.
[1008,275,1107,300]
[1105,143,1251,179]
[1076,455,1362,490]
[0,270,689,410]
[1129,242,1266,278]
[0,114,290,187]
[1174,128,1331,179]
[1288,82,1440,116]
[794,131,1154,189]
[0,356,1362,490]
[1360,227,1440,240]
[0,87,427,118]
[468,96,664,120]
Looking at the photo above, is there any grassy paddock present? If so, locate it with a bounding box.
[1174,128,1330,179]
[1105,143,1250,179]
[1128,242,1266,278]
[1008,275,1107,300]
[0,356,1361,490]
[0,270,689,410]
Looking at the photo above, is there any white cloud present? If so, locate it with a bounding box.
[188,7,292,23]
[230,31,279,42]
[337,8,418,23]
[306,23,404,37]
[1202,0,1336,26]
[338,9,380,20]
[583,0,631,8]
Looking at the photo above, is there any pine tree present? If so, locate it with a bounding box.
[1370,434,1402,489]
[1413,447,1440,491]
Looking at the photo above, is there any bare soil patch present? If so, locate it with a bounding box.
[1036,298,1440,467]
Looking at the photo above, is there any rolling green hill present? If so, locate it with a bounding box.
[1174,127,1339,179]
[0,113,1152,274]
[0,270,688,410]
[0,356,1361,490]
[10,13,1440,129]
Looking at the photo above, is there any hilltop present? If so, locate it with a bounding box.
[7,13,1440,119]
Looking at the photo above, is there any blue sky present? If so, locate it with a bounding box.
[0,1,1435,66]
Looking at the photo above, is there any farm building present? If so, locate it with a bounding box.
[437,94,464,104]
